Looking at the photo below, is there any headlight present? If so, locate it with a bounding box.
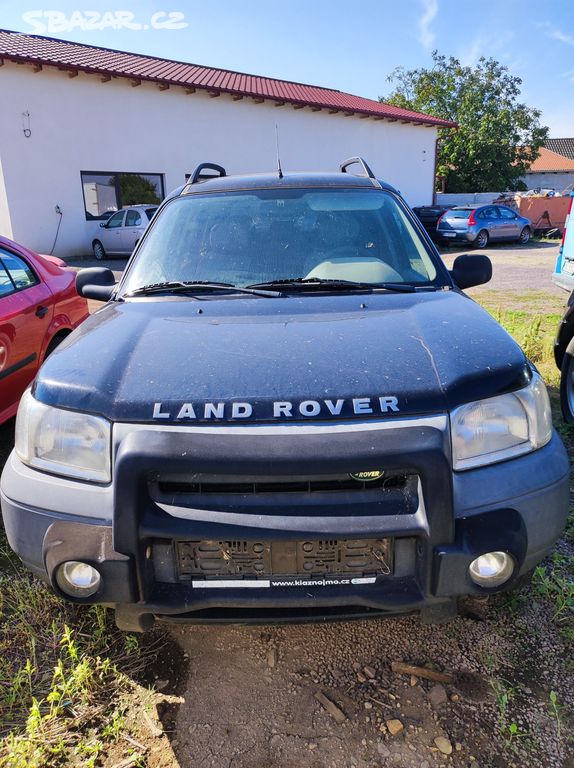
[15,390,111,483]
[450,372,552,470]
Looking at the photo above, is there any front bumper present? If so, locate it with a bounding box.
[1,421,570,628]
[552,270,574,293]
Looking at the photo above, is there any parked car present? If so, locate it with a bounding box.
[412,205,451,242]
[552,192,574,292]
[92,205,158,259]
[436,205,532,248]
[1,159,568,632]
[0,236,89,424]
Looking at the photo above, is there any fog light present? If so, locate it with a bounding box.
[468,551,514,588]
[56,561,101,597]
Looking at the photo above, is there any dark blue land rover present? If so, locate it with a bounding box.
[1,159,569,631]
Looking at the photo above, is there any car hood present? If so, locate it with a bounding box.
[34,290,529,423]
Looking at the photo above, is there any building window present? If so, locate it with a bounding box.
[81,171,164,220]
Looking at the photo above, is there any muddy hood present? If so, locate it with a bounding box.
[34,291,529,423]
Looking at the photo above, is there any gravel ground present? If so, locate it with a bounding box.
[162,597,572,768]
[0,242,571,768]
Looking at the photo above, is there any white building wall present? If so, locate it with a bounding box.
[0,63,438,257]
[436,192,500,206]
[523,171,574,192]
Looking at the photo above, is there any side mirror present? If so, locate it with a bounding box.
[450,254,492,290]
[76,268,116,301]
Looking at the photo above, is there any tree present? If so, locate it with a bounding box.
[383,53,548,193]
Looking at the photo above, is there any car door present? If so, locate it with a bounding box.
[497,207,521,240]
[0,248,53,418]
[121,209,145,253]
[100,210,125,254]
[483,207,501,240]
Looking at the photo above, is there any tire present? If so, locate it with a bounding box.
[93,240,106,261]
[560,336,574,423]
[475,230,489,249]
[519,226,531,245]
[44,331,69,361]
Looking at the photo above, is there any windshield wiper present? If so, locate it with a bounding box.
[246,277,418,293]
[123,280,282,298]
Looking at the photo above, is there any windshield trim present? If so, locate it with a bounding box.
[117,187,453,299]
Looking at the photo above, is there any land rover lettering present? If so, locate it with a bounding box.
[151,396,401,421]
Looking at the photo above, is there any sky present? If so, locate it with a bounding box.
[1,0,573,136]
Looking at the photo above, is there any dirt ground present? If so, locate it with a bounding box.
[0,242,572,768]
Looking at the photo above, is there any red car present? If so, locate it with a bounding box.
[0,236,89,424]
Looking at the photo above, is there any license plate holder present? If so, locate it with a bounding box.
[175,538,393,581]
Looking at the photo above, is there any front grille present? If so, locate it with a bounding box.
[168,538,393,581]
[154,471,411,496]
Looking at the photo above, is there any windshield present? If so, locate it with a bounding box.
[122,188,440,294]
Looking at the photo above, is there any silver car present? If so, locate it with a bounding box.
[437,205,532,248]
[92,205,158,259]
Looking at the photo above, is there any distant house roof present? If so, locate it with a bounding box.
[527,147,574,173]
[545,138,574,161]
[0,29,455,128]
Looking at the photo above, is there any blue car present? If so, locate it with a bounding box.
[437,205,532,248]
[552,192,574,292]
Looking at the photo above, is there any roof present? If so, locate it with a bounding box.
[545,138,574,161]
[179,171,399,196]
[527,147,574,173]
[0,29,455,128]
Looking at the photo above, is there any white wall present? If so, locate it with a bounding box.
[436,192,500,206]
[0,152,12,240]
[0,63,438,257]
[523,171,574,192]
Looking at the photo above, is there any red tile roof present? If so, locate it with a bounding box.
[528,147,574,172]
[0,29,455,128]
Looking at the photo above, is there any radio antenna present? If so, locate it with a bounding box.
[275,124,283,179]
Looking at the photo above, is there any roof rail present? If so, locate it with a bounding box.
[189,162,227,184]
[340,157,382,189]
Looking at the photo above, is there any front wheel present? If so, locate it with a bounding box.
[519,226,531,245]
[560,336,574,423]
[475,230,489,249]
[93,240,106,261]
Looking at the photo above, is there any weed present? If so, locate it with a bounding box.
[0,529,164,766]
[563,512,574,542]
[549,690,564,739]
[490,679,527,746]
[505,721,526,744]
[491,678,512,722]
[532,564,574,622]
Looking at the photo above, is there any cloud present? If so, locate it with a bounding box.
[458,30,517,68]
[418,0,438,51]
[539,21,574,46]
[459,36,483,67]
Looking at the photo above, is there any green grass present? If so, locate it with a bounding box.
[481,304,561,387]
[0,532,162,767]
